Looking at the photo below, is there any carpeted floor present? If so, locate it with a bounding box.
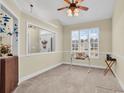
[14,64,123,93]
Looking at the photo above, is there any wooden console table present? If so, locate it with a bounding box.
[0,56,18,93]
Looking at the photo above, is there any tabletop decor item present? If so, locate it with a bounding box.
[106,54,112,61]
[41,40,48,49]
[0,44,13,57]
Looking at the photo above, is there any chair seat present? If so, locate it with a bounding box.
[73,52,88,60]
[75,57,85,60]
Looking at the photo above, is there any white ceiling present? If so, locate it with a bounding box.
[14,0,116,25]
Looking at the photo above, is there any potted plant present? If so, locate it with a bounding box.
[0,44,13,57]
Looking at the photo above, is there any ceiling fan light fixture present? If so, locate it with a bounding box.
[74,12,79,16]
[67,8,79,16]
[67,9,72,14]
[74,8,79,13]
[67,9,73,16]
[57,0,89,16]
[67,12,73,16]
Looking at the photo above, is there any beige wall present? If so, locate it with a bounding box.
[19,13,63,78]
[63,19,112,67]
[112,0,124,88]
[1,0,64,79]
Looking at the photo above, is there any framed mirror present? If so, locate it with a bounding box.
[27,24,56,54]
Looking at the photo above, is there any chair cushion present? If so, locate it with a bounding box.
[75,52,86,60]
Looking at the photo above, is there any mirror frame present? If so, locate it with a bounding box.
[26,22,56,55]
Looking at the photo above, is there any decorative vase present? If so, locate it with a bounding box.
[7,53,13,56]
[0,54,2,57]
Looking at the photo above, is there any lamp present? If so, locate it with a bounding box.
[74,12,79,16]
[67,8,79,16]
[74,8,79,16]
[67,9,73,16]
[74,8,79,13]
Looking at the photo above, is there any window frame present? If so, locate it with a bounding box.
[71,28,100,59]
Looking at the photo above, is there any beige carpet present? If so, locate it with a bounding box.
[14,64,123,93]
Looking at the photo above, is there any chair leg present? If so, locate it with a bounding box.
[70,56,73,70]
[104,60,115,76]
[104,61,112,73]
[88,57,91,73]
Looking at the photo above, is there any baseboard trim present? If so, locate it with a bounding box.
[19,63,62,84]
[62,62,106,69]
[113,71,124,91]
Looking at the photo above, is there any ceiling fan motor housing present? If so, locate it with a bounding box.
[69,3,77,12]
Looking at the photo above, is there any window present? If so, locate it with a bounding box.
[71,28,99,58]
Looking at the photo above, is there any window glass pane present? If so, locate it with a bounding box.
[89,28,99,42]
[72,31,79,40]
[80,30,89,54]
[72,31,79,51]
[89,28,99,58]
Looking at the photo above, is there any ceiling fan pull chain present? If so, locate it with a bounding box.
[30,4,34,13]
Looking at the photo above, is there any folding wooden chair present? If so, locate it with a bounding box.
[70,52,91,73]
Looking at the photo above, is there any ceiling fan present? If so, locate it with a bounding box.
[57,0,89,16]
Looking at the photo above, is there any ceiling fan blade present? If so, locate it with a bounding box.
[77,6,89,11]
[64,0,71,4]
[75,0,84,4]
[57,6,69,11]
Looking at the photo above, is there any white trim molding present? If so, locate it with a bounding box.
[63,61,106,69]
[113,71,124,91]
[19,63,62,84]
[112,54,124,91]
[19,51,63,58]
[112,54,124,60]
[19,61,106,85]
